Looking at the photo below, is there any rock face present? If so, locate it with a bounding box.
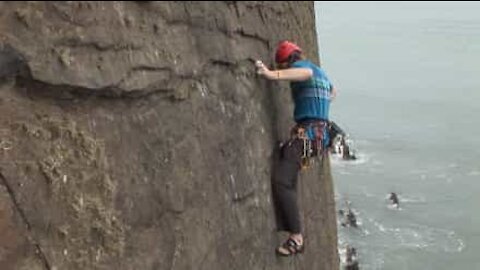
[0,2,338,270]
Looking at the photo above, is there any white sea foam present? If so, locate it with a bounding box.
[330,149,371,166]
[468,170,480,176]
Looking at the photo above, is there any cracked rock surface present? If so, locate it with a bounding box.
[0,2,338,270]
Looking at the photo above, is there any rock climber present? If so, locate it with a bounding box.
[255,40,337,256]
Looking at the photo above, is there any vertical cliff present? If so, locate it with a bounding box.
[0,2,338,270]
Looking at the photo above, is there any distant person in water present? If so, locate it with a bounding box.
[388,192,399,208]
[344,245,360,270]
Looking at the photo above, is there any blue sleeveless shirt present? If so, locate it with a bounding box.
[289,60,333,123]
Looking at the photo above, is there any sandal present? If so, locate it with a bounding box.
[276,238,305,256]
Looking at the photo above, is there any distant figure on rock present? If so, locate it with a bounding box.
[340,137,357,161]
[339,201,358,228]
[328,121,346,154]
[388,192,400,208]
[255,40,337,256]
[339,208,358,228]
[344,245,360,270]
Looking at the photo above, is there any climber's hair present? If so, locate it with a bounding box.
[287,50,303,66]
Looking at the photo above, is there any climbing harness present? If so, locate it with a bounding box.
[290,120,328,170]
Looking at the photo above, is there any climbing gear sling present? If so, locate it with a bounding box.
[289,119,328,170]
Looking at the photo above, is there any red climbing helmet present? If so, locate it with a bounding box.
[275,40,302,64]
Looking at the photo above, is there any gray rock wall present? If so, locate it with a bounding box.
[0,2,338,270]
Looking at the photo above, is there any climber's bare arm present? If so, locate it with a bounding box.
[330,85,337,101]
[255,60,312,81]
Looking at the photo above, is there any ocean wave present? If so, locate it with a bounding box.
[330,151,371,166]
[387,204,402,211]
[468,170,480,176]
[364,219,465,253]
[361,187,377,198]
[392,194,427,204]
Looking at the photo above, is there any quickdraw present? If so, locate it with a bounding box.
[290,121,327,170]
[295,127,312,170]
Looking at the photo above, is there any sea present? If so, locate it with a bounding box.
[315,2,480,269]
